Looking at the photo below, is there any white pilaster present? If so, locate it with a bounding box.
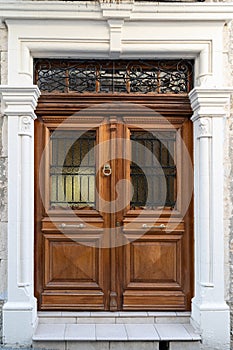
[189,88,231,350]
[0,86,40,345]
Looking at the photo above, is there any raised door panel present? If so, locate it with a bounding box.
[122,228,186,310]
[130,239,181,284]
[44,235,100,287]
[40,233,106,310]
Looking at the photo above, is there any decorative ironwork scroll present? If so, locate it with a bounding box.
[34,59,193,94]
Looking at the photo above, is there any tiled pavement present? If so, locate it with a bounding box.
[33,322,200,342]
[0,312,201,349]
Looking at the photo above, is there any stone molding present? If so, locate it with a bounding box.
[0,2,233,21]
[0,85,40,345]
[0,86,40,118]
[189,88,232,121]
[189,87,232,350]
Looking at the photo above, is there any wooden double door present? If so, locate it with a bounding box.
[35,95,193,311]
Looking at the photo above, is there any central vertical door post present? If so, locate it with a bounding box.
[109,117,118,310]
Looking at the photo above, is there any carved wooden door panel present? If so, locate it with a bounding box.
[35,96,193,311]
[35,118,113,310]
[119,119,193,310]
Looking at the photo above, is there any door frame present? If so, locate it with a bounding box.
[34,93,194,311]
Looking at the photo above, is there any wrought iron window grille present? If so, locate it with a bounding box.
[34,59,194,94]
[50,130,96,210]
[130,130,176,209]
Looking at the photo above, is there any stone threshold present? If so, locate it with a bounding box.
[37,311,192,324]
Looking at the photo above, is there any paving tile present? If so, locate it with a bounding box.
[96,324,127,340]
[125,324,160,340]
[65,324,96,340]
[148,312,177,317]
[36,312,57,318]
[77,317,115,324]
[61,311,91,317]
[176,312,191,316]
[110,341,159,350]
[33,340,65,350]
[39,317,76,324]
[67,341,109,350]
[119,311,148,317]
[116,317,154,324]
[155,324,192,341]
[155,316,190,324]
[184,324,201,341]
[170,341,201,350]
[90,311,119,317]
[33,324,66,341]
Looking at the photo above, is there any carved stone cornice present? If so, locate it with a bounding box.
[189,87,232,122]
[0,85,41,119]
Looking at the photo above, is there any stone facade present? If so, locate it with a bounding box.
[0,22,7,345]
[224,20,233,350]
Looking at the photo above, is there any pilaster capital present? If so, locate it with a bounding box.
[197,117,212,139]
[189,87,232,122]
[18,115,33,137]
[0,85,41,119]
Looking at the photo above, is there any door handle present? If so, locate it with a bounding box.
[59,223,86,229]
[142,223,166,229]
[102,163,112,176]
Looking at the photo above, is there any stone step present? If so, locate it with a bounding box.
[33,340,201,350]
[37,311,191,324]
[33,321,201,350]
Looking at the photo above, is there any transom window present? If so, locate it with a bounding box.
[34,59,193,94]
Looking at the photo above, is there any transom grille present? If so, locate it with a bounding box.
[130,130,176,209]
[34,59,193,94]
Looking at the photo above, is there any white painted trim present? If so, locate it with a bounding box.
[189,87,231,350]
[0,86,40,346]
[5,18,225,88]
[0,1,233,21]
[0,3,232,348]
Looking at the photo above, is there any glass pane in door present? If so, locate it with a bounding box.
[130,130,176,209]
[50,130,96,209]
